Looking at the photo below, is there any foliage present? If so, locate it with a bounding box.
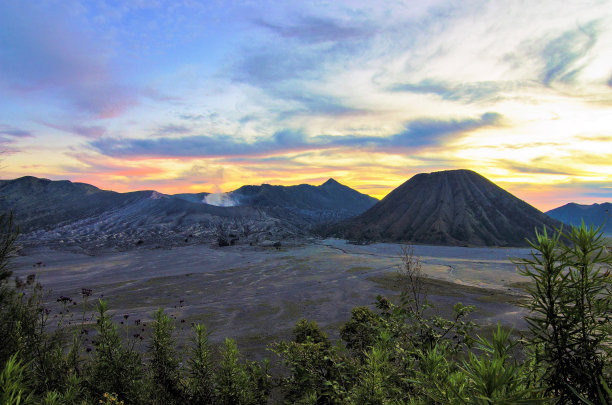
[514,223,612,402]
[86,300,145,404]
[215,338,270,405]
[0,353,33,405]
[0,222,610,404]
[273,320,352,403]
[186,324,215,404]
[0,211,19,284]
[340,306,381,358]
[99,392,125,405]
[149,308,183,404]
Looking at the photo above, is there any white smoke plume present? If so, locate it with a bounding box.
[202,193,239,207]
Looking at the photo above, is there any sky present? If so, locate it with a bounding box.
[1,0,611,211]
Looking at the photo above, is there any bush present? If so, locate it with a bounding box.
[186,324,215,404]
[215,338,270,405]
[515,223,612,402]
[0,353,33,405]
[86,300,145,403]
[149,308,184,404]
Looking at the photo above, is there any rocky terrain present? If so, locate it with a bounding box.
[0,176,377,254]
[324,169,562,247]
[547,202,612,235]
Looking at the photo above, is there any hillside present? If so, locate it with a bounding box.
[325,169,562,247]
[232,178,378,223]
[0,176,150,232]
[546,202,611,235]
[0,176,377,252]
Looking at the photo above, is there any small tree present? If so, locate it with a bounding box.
[215,338,269,405]
[0,211,19,285]
[186,324,215,404]
[273,320,348,403]
[397,244,427,316]
[391,245,476,354]
[515,223,612,402]
[86,300,145,403]
[149,309,183,404]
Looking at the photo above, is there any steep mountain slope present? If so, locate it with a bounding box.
[546,202,611,235]
[232,178,378,223]
[327,169,561,247]
[0,176,150,232]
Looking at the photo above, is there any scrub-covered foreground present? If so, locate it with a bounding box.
[0,212,610,404]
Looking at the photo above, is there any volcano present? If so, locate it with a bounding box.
[327,169,562,247]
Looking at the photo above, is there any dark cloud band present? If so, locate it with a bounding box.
[90,113,501,158]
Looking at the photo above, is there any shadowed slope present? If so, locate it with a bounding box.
[229,178,378,223]
[0,176,150,232]
[546,202,612,235]
[327,169,561,246]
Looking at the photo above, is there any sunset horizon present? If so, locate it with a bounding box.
[1,1,610,212]
[2,168,606,213]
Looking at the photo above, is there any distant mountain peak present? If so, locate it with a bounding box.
[14,175,51,183]
[547,202,612,235]
[321,178,342,187]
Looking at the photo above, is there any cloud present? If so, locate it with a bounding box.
[318,112,502,149]
[499,161,572,175]
[230,13,376,89]
[90,129,309,158]
[390,79,512,103]
[231,48,320,86]
[0,125,33,138]
[175,163,225,183]
[157,124,192,136]
[40,121,106,139]
[540,21,599,86]
[583,190,612,198]
[61,152,165,177]
[0,1,136,117]
[0,124,33,151]
[90,113,501,158]
[253,16,375,44]
[180,112,219,122]
[275,91,369,118]
[141,88,183,103]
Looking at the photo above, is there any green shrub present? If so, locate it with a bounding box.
[86,300,145,404]
[0,211,19,284]
[149,308,184,404]
[340,306,381,358]
[215,338,270,405]
[0,353,33,405]
[515,223,612,402]
[186,324,215,404]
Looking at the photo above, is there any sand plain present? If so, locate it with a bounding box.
[11,239,533,358]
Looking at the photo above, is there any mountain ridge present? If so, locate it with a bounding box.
[546,202,612,235]
[0,176,378,252]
